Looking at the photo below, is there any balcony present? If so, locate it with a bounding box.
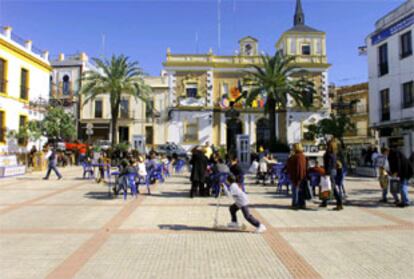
[291,55,328,65]
[119,110,135,120]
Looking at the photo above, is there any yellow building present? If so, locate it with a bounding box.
[334,82,377,147]
[0,26,51,154]
[163,0,331,153]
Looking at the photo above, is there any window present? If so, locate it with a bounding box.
[94,100,103,118]
[380,89,390,121]
[120,99,129,118]
[20,68,29,100]
[18,115,28,145]
[62,75,70,96]
[145,126,153,145]
[402,81,414,108]
[0,58,6,93]
[0,110,5,143]
[244,44,252,55]
[302,45,311,55]
[145,99,154,120]
[185,83,198,98]
[400,31,412,59]
[378,44,388,76]
[184,122,198,143]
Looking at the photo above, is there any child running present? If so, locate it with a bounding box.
[221,175,266,233]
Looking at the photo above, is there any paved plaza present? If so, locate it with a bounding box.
[0,167,413,279]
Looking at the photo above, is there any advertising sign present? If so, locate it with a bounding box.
[371,13,414,45]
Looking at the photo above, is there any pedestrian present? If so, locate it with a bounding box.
[229,156,244,183]
[43,145,62,180]
[28,145,37,168]
[189,146,208,197]
[377,147,399,204]
[388,149,413,207]
[222,174,266,233]
[320,139,343,210]
[286,143,307,209]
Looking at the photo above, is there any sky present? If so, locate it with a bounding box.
[0,0,407,85]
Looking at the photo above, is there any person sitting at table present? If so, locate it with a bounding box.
[257,153,277,185]
[308,160,325,176]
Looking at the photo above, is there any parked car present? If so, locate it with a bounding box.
[95,140,111,150]
[154,143,189,159]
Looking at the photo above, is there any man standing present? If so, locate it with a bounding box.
[388,149,413,207]
[43,145,63,180]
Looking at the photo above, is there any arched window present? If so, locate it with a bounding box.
[62,75,70,96]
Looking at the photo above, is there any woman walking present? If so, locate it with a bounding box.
[320,139,343,210]
[286,143,307,210]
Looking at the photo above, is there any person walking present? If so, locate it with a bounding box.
[189,146,208,197]
[320,139,343,210]
[388,149,413,207]
[286,143,307,209]
[377,147,399,204]
[43,145,62,180]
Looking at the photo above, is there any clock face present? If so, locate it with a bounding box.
[244,44,252,55]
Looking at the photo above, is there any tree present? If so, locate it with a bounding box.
[241,51,315,152]
[305,112,355,148]
[80,55,151,146]
[42,107,76,140]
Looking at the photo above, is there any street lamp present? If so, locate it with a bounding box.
[86,123,94,145]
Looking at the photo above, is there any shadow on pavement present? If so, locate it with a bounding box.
[84,191,114,200]
[158,224,247,233]
[150,191,190,198]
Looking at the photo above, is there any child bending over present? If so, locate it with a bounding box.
[222,175,266,233]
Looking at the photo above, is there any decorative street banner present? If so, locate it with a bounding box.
[371,12,414,45]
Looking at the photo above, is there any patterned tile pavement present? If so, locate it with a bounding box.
[0,166,413,279]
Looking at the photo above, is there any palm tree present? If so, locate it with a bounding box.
[80,55,151,146]
[242,51,315,151]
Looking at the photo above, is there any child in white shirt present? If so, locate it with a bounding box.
[222,175,266,233]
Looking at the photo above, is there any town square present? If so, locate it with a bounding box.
[0,0,413,278]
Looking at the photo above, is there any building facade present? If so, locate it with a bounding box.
[163,0,330,152]
[0,26,51,154]
[50,52,99,138]
[79,76,169,148]
[366,0,414,157]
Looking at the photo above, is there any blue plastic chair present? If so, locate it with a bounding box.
[308,172,321,195]
[174,159,185,173]
[163,162,171,177]
[149,164,165,183]
[211,172,229,197]
[137,175,151,194]
[277,172,291,194]
[125,173,138,200]
[82,162,94,179]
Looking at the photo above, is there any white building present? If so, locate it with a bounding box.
[366,0,414,156]
[0,26,51,154]
[163,0,330,153]
[50,52,99,138]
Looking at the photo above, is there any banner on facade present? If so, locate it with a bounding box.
[371,13,414,45]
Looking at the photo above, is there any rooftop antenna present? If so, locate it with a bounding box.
[195,31,199,54]
[217,0,221,54]
[101,33,106,59]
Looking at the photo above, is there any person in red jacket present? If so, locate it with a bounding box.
[286,143,307,210]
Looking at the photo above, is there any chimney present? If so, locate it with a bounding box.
[58,53,65,61]
[25,40,32,51]
[42,50,49,60]
[3,26,12,38]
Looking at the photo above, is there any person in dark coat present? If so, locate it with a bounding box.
[320,139,343,210]
[189,146,208,197]
[286,143,307,209]
[388,149,413,207]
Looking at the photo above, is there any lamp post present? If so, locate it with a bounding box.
[86,123,94,145]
